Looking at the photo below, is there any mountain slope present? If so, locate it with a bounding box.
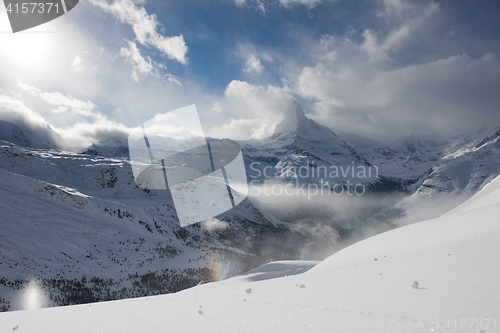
[2,174,499,332]
[0,141,311,311]
[0,120,63,150]
[361,127,500,197]
[415,127,500,196]
[0,121,30,148]
[358,131,457,180]
[83,136,130,158]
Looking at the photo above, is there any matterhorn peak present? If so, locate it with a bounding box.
[272,101,309,136]
[271,102,340,144]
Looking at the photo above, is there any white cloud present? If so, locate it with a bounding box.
[278,0,325,8]
[40,91,100,119]
[51,106,69,114]
[71,56,85,72]
[72,56,83,67]
[0,95,64,149]
[256,0,491,143]
[89,0,188,64]
[377,0,405,18]
[202,218,229,231]
[361,27,410,61]
[16,80,39,95]
[211,101,223,114]
[236,43,272,75]
[120,40,154,83]
[37,90,131,149]
[55,118,131,151]
[119,40,183,85]
[0,95,47,127]
[243,54,264,75]
[209,80,297,140]
[16,80,101,120]
[235,0,330,12]
[5,82,134,150]
[164,74,183,87]
[317,35,338,63]
[295,52,500,142]
[234,0,265,13]
[361,2,439,61]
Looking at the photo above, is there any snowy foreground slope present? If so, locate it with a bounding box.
[1,177,499,332]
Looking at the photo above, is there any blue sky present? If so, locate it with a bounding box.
[1,0,500,149]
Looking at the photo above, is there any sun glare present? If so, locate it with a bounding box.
[0,7,55,69]
[0,30,53,68]
[22,280,46,310]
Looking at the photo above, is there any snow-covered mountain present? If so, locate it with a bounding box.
[1,104,500,312]
[359,131,457,180]
[240,102,371,183]
[0,121,30,148]
[83,136,130,158]
[356,127,500,226]
[415,127,500,196]
[0,141,310,311]
[238,103,413,197]
[0,104,393,311]
[360,127,500,197]
[2,173,499,332]
[0,120,63,150]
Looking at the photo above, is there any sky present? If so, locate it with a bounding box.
[1,0,500,149]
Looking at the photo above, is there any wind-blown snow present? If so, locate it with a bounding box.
[1,175,499,332]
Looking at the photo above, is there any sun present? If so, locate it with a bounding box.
[0,31,53,68]
[0,11,54,69]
